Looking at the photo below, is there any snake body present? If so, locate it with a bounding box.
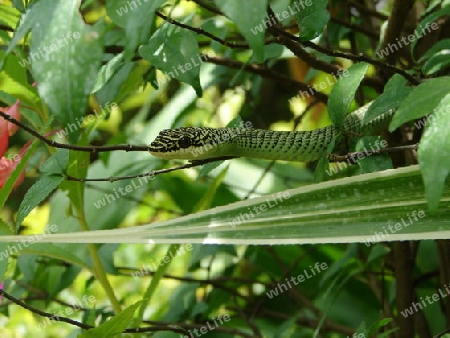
[149,103,395,162]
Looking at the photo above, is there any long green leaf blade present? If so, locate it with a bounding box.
[1,166,449,244]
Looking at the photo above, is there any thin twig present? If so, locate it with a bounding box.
[0,111,150,153]
[155,11,250,49]
[328,144,418,163]
[0,290,92,330]
[348,0,388,20]
[202,55,329,103]
[65,157,236,182]
[331,16,379,39]
[270,26,421,86]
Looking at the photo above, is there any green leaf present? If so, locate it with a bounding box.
[363,74,411,123]
[15,175,65,228]
[105,0,165,60]
[0,1,33,70]
[0,4,20,28]
[355,137,392,174]
[0,139,39,212]
[418,38,450,63]
[0,50,40,110]
[29,0,104,142]
[91,53,124,93]
[296,0,330,41]
[59,148,90,214]
[320,244,358,285]
[328,62,369,127]
[410,7,450,57]
[80,300,143,337]
[274,316,298,337]
[2,165,449,245]
[214,0,267,63]
[134,245,180,327]
[422,49,450,75]
[94,60,136,107]
[11,0,25,13]
[139,28,203,96]
[262,43,285,61]
[39,149,69,174]
[314,139,336,182]
[418,93,450,211]
[20,242,89,269]
[389,77,450,131]
[197,160,226,182]
[143,66,159,90]
[367,317,394,337]
[194,166,229,212]
[366,244,390,264]
[0,220,13,281]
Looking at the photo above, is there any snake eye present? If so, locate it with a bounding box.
[178,136,191,149]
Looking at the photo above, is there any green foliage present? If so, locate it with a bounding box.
[106,0,165,60]
[363,74,412,123]
[80,300,142,337]
[0,0,449,337]
[419,38,450,75]
[15,175,64,229]
[0,139,39,211]
[15,149,68,227]
[296,0,330,41]
[140,27,203,96]
[213,0,268,62]
[12,0,104,142]
[328,62,368,127]
[389,77,450,130]
[418,94,450,211]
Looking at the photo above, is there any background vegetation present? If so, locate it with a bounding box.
[0,0,450,337]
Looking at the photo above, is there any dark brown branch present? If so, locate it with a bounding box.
[348,0,388,20]
[264,15,343,78]
[202,55,329,103]
[230,306,355,336]
[0,289,248,336]
[156,2,420,92]
[380,0,416,65]
[394,242,415,337]
[155,11,250,49]
[159,3,415,93]
[435,328,450,338]
[0,111,151,153]
[269,26,421,86]
[0,290,92,330]
[328,144,418,163]
[331,16,379,39]
[65,156,236,182]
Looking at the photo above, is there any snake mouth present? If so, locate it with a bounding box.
[149,147,201,160]
[148,141,163,153]
[148,140,222,160]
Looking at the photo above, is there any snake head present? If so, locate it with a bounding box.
[149,127,222,160]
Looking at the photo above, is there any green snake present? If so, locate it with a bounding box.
[149,103,395,162]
